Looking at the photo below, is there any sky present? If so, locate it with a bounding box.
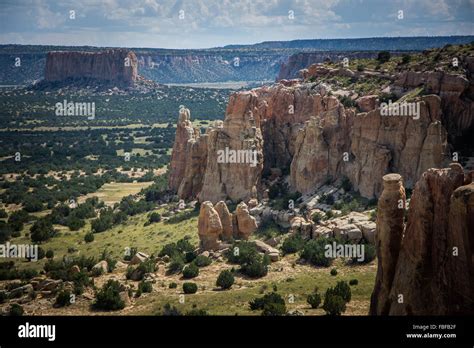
[0,0,473,49]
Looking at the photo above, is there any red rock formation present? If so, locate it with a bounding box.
[370,164,474,315]
[347,95,448,197]
[45,49,137,86]
[370,174,406,315]
[197,201,222,250]
[168,108,207,199]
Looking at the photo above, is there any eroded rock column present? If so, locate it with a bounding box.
[370,173,406,315]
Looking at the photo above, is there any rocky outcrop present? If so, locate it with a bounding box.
[370,174,406,315]
[395,69,474,147]
[197,202,223,250]
[45,49,137,86]
[214,201,233,241]
[277,51,385,80]
[235,202,258,239]
[347,95,448,198]
[168,108,207,199]
[169,67,462,203]
[370,164,474,315]
[356,95,379,112]
[198,200,257,250]
[199,91,264,203]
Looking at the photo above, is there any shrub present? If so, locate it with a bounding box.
[216,270,234,290]
[127,259,157,281]
[185,251,197,263]
[167,255,185,275]
[147,212,161,224]
[339,95,356,108]
[84,232,94,243]
[226,241,259,265]
[341,176,352,192]
[193,255,211,267]
[186,308,209,316]
[161,303,182,316]
[158,242,179,258]
[55,290,72,307]
[182,263,199,279]
[138,280,153,293]
[334,281,351,302]
[176,238,195,254]
[330,268,338,276]
[351,243,376,264]
[93,280,125,310]
[46,250,54,259]
[10,303,24,316]
[377,51,391,63]
[322,291,346,316]
[168,282,177,289]
[402,54,411,64]
[37,247,45,260]
[0,221,12,243]
[281,234,305,255]
[249,292,286,316]
[30,218,55,242]
[307,291,322,309]
[183,282,198,294]
[349,279,358,286]
[241,255,269,278]
[311,212,323,224]
[300,239,333,267]
[356,64,365,72]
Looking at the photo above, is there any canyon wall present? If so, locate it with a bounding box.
[370,163,474,315]
[44,49,138,86]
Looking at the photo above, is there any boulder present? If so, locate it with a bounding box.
[214,201,233,241]
[356,95,379,112]
[235,202,258,239]
[130,252,149,265]
[198,201,223,250]
[92,260,109,274]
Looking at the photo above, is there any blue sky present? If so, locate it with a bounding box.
[0,0,473,49]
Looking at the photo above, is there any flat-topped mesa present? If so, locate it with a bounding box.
[44,49,138,86]
[370,163,474,315]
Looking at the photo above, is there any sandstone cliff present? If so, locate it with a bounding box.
[168,108,208,199]
[45,49,138,86]
[370,164,474,315]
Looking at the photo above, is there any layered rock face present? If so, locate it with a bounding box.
[370,164,474,315]
[169,64,469,202]
[394,68,474,146]
[347,95,448,197]
[199,91,264,203]
[168,108,207,199]
[45,49,138,86]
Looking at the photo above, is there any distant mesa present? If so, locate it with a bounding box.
[43,49,138,87]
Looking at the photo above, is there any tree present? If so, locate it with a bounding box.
[377,51,391,63]
[30,218,55,242]
[216,270,234,290]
